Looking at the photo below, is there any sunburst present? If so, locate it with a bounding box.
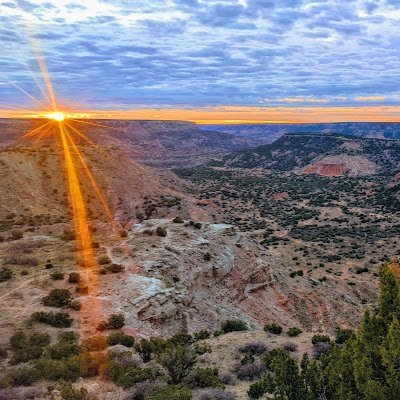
[6,43,120,332]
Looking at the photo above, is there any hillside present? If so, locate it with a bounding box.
[202,122,400,142]
[0,119,258,168]
[175,134,400,309]
[220,133,400,177]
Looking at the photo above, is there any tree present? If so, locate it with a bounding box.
[158,345,197,384]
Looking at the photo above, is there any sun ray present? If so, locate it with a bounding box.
[19,120,52,140]
[64,129,119,234]
[64,121,97,146]
[7,80,50,111]
[69,118,119,130]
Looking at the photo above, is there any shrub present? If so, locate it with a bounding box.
[98,256,111,265]
[61,229,75,241]
[50,271,65,280]
[158,345,197,384]
[311,334,331,345]
[156,227,167,237]
[288,327,302,337]
[0,347,7,359]
[219,372,235,386]
[58,331,79,344]
[335,327,353,344]
[173,217,184,223]
[203,252,212,261]
[195,389,236,400]
[31,311,73,327]
[81,335,107,352]
[6,367,40,387]
[185,367,224,389]
[69,300,82,311]
[220,320,248,334]
[240,353,255,365]
[0,267,12,282]
[11,230,23,240]
[9,332,50,363]
[169,333,193,346]
[47,341,80,360]
[106,263,125,273]
[282,342,298,352]
[60,383,88,400]
[236,362,267,381]
[123,380,167,400]
[68,273,80,284]
[134,339,154,363]
[35,358,81,382]
[264,323,283,335]
[43,289,72,307]
[146,385,192,400]
[239,342,267,356]
[107,331,135,347]
[312,342,331,359]
[107,363,159,389]
[45,262,54,269]
[194,222,202,229]
[107,314,125,329]
[194,330,211,341]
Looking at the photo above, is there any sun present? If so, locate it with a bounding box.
[45,112,66,121]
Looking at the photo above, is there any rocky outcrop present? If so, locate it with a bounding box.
[98,219,376,338]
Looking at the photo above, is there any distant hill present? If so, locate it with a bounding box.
[220,133,400,177]
[0,119,259,168]
[201,122,400,143]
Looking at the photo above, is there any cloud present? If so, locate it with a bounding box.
[355,96,386,101]
[0,0,399,110]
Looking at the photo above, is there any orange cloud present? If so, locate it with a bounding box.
[2,105,400,124]
[355,96,386,101]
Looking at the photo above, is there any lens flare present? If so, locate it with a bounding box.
[8,38,121,334]
[45,112,65,121]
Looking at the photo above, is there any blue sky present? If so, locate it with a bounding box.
[0,0,399,112]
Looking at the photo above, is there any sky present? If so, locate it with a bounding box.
[0,0,399,123]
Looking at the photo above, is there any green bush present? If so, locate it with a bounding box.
[264,324,283,335]
[60,382,88,400]
[203,252,212,261]
[0,267,12,282]
[288,327,302,337]
[106,263,125,273]
[50,271,65,280]
[311,334,331,345]
[335,327,353,344]
[47,342,80,360]
[35,357,81,382]
[156,227,167,237]
[43,289,72,307]
[146,385,192,400]
[68,273,81,284]
[107,362,159,389]
[158,345,197,384]
[173,217,184,223]
[135,339,155,363]
[194,330,211,341]
[9,331,50,363]
[220,320,248,333]
[169,333,193,346]
[106,314,125,329]
[107,331,135,347]
[31,311,73,327]
[185,367,224,389]
[58,331,79,344]
[6,367,40,386]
